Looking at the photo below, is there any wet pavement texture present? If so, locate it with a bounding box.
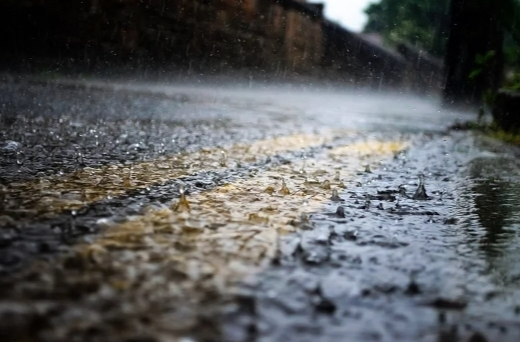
[223,135,520,342]
[1,76,520,342]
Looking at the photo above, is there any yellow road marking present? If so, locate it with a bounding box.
[1,132,343,221]
[4,138,408,338]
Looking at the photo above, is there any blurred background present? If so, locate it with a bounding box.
[0,0,519,106]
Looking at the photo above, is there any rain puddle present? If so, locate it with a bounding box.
[457,156,520,288]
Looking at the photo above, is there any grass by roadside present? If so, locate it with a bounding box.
[450,118,520,146]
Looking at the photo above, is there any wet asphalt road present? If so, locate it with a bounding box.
[1,76,520,342]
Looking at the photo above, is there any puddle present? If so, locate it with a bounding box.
[458,156,520,287]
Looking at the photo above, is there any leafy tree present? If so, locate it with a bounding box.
[364,0,520,105]
[443,0,520,105]
[363,0,450,56]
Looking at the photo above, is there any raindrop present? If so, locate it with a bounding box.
[127,143,143,153]
[412,173,428,200]
[364,194,371,210]
[81,189,88,201]
[123,172,132,188]
[173,183,190,212]
[330,189,343,202]
[335,206,346,218]
[321,179,331,190]
[179,183,186,195]
[74,149,84,169]
[16,150,26,167]
[299,211,310,224]
[364,164,372,173]
[405,275,421,295]
[398,185,407,197]
[279,179,291,195]
[334,171,340,181]
[2,140,21,152]
[264,186,275,195]
[33,145,47,159]
[219,150,227,167]
[123,176,132,188]
[300,153,307,175]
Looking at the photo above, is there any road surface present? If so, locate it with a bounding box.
[1,76,520,342]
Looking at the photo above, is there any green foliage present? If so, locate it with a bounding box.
[489,128,520,146]
[504,70,520,91]
[364,0,520,59]
[469,50,497,81]
[363,0,450,56]
[451,119,520,147]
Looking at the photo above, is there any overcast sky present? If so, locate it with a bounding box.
[308,0,380,32]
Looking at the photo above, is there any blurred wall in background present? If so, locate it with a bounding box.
[0,0,442,93]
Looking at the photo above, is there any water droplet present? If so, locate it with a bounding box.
[330,189,343,202]
[75,149,84,167]
[335,206,346,218]
[16,151,25,166]
[418,172,425,186]
[123,167,132,187]
[412,174,428,200]
[127,143,143,152]
[173,184,190,212]
[264,186,275,195]
[364,194,371,210]
[365,164,372,173]
[321,179,331,190]
[123,176,132,188]
[334,171,340,181]
[2,140,21,152]
[219,150,227,167]
[279,179,291,195]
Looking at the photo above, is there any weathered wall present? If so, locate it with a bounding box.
[0,0,323,74]
[0,0,442,92]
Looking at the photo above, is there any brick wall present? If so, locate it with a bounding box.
[0,0,442,93]
[0,0,323,73]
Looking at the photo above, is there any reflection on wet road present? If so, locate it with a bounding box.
[2,77,520,342]
[458,156,520,288]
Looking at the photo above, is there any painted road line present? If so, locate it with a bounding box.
[2,137,408,339]
[0,132,345,222]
